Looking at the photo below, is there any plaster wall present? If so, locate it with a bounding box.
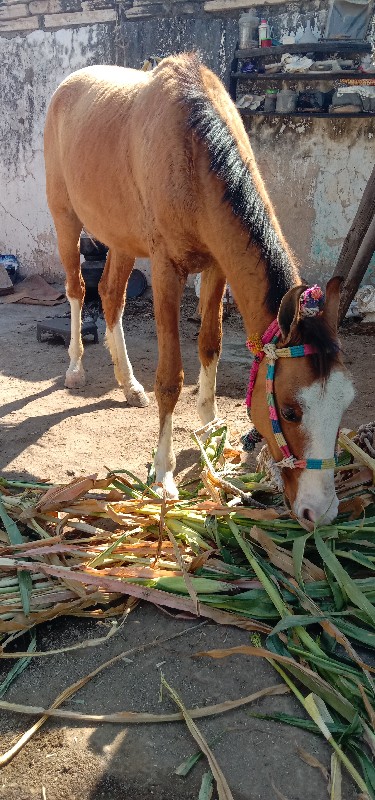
[247,116,375,283]
[0,24,115,279]
[0,0,374,285]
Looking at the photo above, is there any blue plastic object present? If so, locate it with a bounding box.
[0,254,19,277]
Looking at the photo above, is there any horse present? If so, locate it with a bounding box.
[44,53,355,522]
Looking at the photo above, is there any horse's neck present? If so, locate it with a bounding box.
[209,226,290,337]
[198,167,299,337]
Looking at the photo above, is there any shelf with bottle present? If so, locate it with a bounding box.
[230,36,374,118]
[232,70,371,82]
[239,109,374,119]
[235,40,372,60]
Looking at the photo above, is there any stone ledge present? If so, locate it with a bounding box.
[204,0,285,10]
[0,3,29,19]
[29,0,82,13]
[0,14,38,29]
[43,6,115,25]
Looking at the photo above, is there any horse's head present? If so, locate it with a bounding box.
[249,278,355,523]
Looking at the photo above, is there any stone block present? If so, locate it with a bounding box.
[125,3,163,16]
[0,14,38,29]
[0,3,29,19]
[0,265,14,297]
[81,0,115,9]
[43,6,115,26]
[172,2,195,11]
[204,0,284,10]
[29,0,82,13]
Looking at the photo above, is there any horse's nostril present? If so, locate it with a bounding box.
[302,508,313,521]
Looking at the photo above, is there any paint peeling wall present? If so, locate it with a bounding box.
[0,24,116,279]
[246,116,375,284]
[0,0,374,283]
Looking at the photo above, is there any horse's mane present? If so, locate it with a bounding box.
[169,53,296,315]
[287,316,341,380]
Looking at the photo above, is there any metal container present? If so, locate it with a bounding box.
[276,89,297,113]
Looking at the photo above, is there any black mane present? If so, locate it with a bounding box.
[180,56,296,315]
[289,316,341,379]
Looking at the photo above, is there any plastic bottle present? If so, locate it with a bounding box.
[258,19,269,46]
[238,11,259,48]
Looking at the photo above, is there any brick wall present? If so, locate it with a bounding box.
[0,0,117,36]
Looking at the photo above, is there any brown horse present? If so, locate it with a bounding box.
[44,53,354,521]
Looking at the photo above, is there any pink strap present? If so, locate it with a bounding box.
[245,319,281,409]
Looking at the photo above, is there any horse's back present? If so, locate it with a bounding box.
[43,55,243,257]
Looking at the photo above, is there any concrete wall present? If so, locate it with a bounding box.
[0,0,374,284]
[0,23,116,280]
[247,116,375,285]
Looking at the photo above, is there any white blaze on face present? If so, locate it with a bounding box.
[293,370,355,523]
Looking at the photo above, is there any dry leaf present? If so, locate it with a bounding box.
[271,781,291,800]
[161,675,235,800]
[296,745,329,781]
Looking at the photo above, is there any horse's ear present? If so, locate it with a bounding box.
[322,276,343,333]
[278,285,307,341]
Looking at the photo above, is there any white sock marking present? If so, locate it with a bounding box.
[106,312,148,406]
[65,296,85,388]
[155,413,178,499]
[197,356,218,425]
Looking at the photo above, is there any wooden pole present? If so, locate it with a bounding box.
[338,212,375,324]
[333,163,375,282]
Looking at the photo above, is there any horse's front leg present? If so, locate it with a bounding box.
[197,265,226,425]
[152,255,186,499]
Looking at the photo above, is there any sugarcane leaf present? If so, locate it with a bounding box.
[0,500,32,616]
[0,498,24,544]
[199,771,214,800]
[335,550,375,572]
[271,614,346,636]
[348,743,375,798]
[292,533,312,587]
[335,619,375,649]
[246,711,351,736]
[314,533,375,625]
[197,645,357,722]
[0,635,36,698]
[176,748,205,777]
[161,674,234,800]
[329,752,342,800]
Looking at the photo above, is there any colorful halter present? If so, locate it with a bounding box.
[243,286,338,471]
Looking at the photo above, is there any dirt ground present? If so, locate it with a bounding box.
[0,287,373,800]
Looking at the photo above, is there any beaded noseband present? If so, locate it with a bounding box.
[242,286,338,471]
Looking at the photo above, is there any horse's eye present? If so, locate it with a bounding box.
[281,406,301,423]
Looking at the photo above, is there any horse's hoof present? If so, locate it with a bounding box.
[126,386,149,407]
[154,473,179,500]
[65,368,86,389]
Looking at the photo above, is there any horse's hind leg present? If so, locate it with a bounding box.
[99,250,148,407]
[52,210,86,389]
[152,254,186,499]
[197,265,226,425]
